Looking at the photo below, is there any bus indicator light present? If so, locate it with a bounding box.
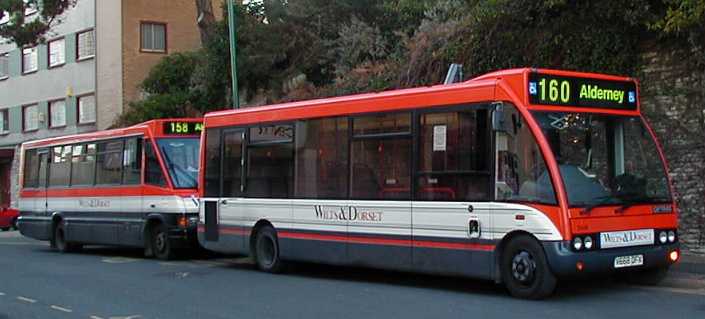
[669,250,679,263]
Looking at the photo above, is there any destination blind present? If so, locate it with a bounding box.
[527,72,638,110]
[163,121,203,135]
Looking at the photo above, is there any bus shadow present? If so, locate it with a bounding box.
[219,260,628,300]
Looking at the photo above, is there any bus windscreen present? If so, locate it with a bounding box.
[157,138,200,189]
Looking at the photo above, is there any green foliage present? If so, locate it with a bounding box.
[0,0,76,47]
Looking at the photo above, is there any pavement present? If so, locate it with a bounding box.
[1,230,704,319]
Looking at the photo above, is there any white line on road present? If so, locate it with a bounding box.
[50,305,73,313]
[17,296,37,303]
[90,316,105,319]
[0,292,5,296]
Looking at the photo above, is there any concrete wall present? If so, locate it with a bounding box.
[96,0,124,130]
[639,46,705,255]
[0,0,97,149]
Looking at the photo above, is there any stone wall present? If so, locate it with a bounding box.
[638,46,705,255]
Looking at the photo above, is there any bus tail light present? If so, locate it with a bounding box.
[576,261,585,272]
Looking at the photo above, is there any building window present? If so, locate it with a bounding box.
[22,47,38,74]
[140,22,167,53]
[0,53,8,79]
[77,94,96,124]
[23,104,39,132]
[0,109,9,134]
[48,38,66,67]
[76,29,95,60]
[49,99,67,128]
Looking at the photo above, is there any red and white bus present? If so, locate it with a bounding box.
[18,118,202,260]
[197,68,679,299]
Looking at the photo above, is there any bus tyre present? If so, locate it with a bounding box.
[0,227,8,232]
[501,236,557,299]
[254,226,283,273]
[624,267,669,286]
[151,223,174,261]
[53,222,81,253]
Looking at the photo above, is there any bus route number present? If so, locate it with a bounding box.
[165,122,203,135]
[538,78,570,104]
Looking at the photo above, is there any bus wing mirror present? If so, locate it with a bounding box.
[492,102,506,132]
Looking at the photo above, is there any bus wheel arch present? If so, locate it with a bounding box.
[496,231,557,299]
[51,214,80,253]
[250,220,283,273]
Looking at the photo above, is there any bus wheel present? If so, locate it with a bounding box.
[623,267,669,286]
[0,227,8,231]
[151,223,174,260]
[254,226,283,273]
[53,222,81,253]
[501,236,557,299]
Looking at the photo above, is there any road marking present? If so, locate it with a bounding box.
[108,315,142,319]
[0,292,5,296]
[102,257,139,264]
[17,296,37,303]
[90,315,105,319]
[50,305,73,313]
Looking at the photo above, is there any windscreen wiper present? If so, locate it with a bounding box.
[580,196,617,215]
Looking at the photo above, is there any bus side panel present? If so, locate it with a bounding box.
[283,199,348,265]
[346,201,412,271]
[119,195,144,247]
[412,202,494,279]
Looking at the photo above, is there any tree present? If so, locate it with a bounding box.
[0,0,76,47]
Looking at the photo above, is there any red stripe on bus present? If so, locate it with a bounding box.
[279,231,495,252]
[20,186,196,198]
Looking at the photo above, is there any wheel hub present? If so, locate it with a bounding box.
[511,251,536,284]
[155,232,166,252]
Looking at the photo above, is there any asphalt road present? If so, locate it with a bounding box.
[1,230,704,319]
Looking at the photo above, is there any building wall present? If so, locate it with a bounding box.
[0,0,98,208]
[96,0,124,130]
[639,46,705,255]
[121,0,205,111]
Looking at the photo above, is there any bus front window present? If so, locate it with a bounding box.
[157,138,200,189]
[532,112,671,208]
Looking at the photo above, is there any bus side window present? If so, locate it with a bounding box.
[22,149,39,188]
[123,138,142,185]
[145,140,167,187]
[70,144,97,186]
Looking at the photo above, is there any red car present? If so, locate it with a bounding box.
[0,207,19,231]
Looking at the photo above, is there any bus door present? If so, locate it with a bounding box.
[412,107,493,278]
[36,149,49,217]
[207,129,245,252]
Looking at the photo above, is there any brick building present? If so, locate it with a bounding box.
[0,0,217,209]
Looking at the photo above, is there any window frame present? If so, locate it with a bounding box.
[22,103,39,132]
[76,93,96,125]
[48,98,67,129]
[76,28,96,61]
[0,109,9,135]
[21,46,38,74]
[0,52,9,80]
[47,37,66,68]
[139,21,168,54]
[413,104,495,202]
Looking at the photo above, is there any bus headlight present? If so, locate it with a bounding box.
[668,231,676,243]
[583,236,593,249]
[573,237,583,250]
[659,231,668,244]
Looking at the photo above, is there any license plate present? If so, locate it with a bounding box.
[600,229,654,249]
[614,255,644,268]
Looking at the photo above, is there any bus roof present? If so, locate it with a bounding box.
[203,68,640,128]
[22,118,203,149]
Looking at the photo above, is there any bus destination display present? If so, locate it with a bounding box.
[164,121,203,135]
[528,72,638,110]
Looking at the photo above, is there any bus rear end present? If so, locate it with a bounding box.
[523,70,679,281]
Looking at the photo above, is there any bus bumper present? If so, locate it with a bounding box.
[167,226,199,249]
[17,216,52,241]
[542,241,679,277]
